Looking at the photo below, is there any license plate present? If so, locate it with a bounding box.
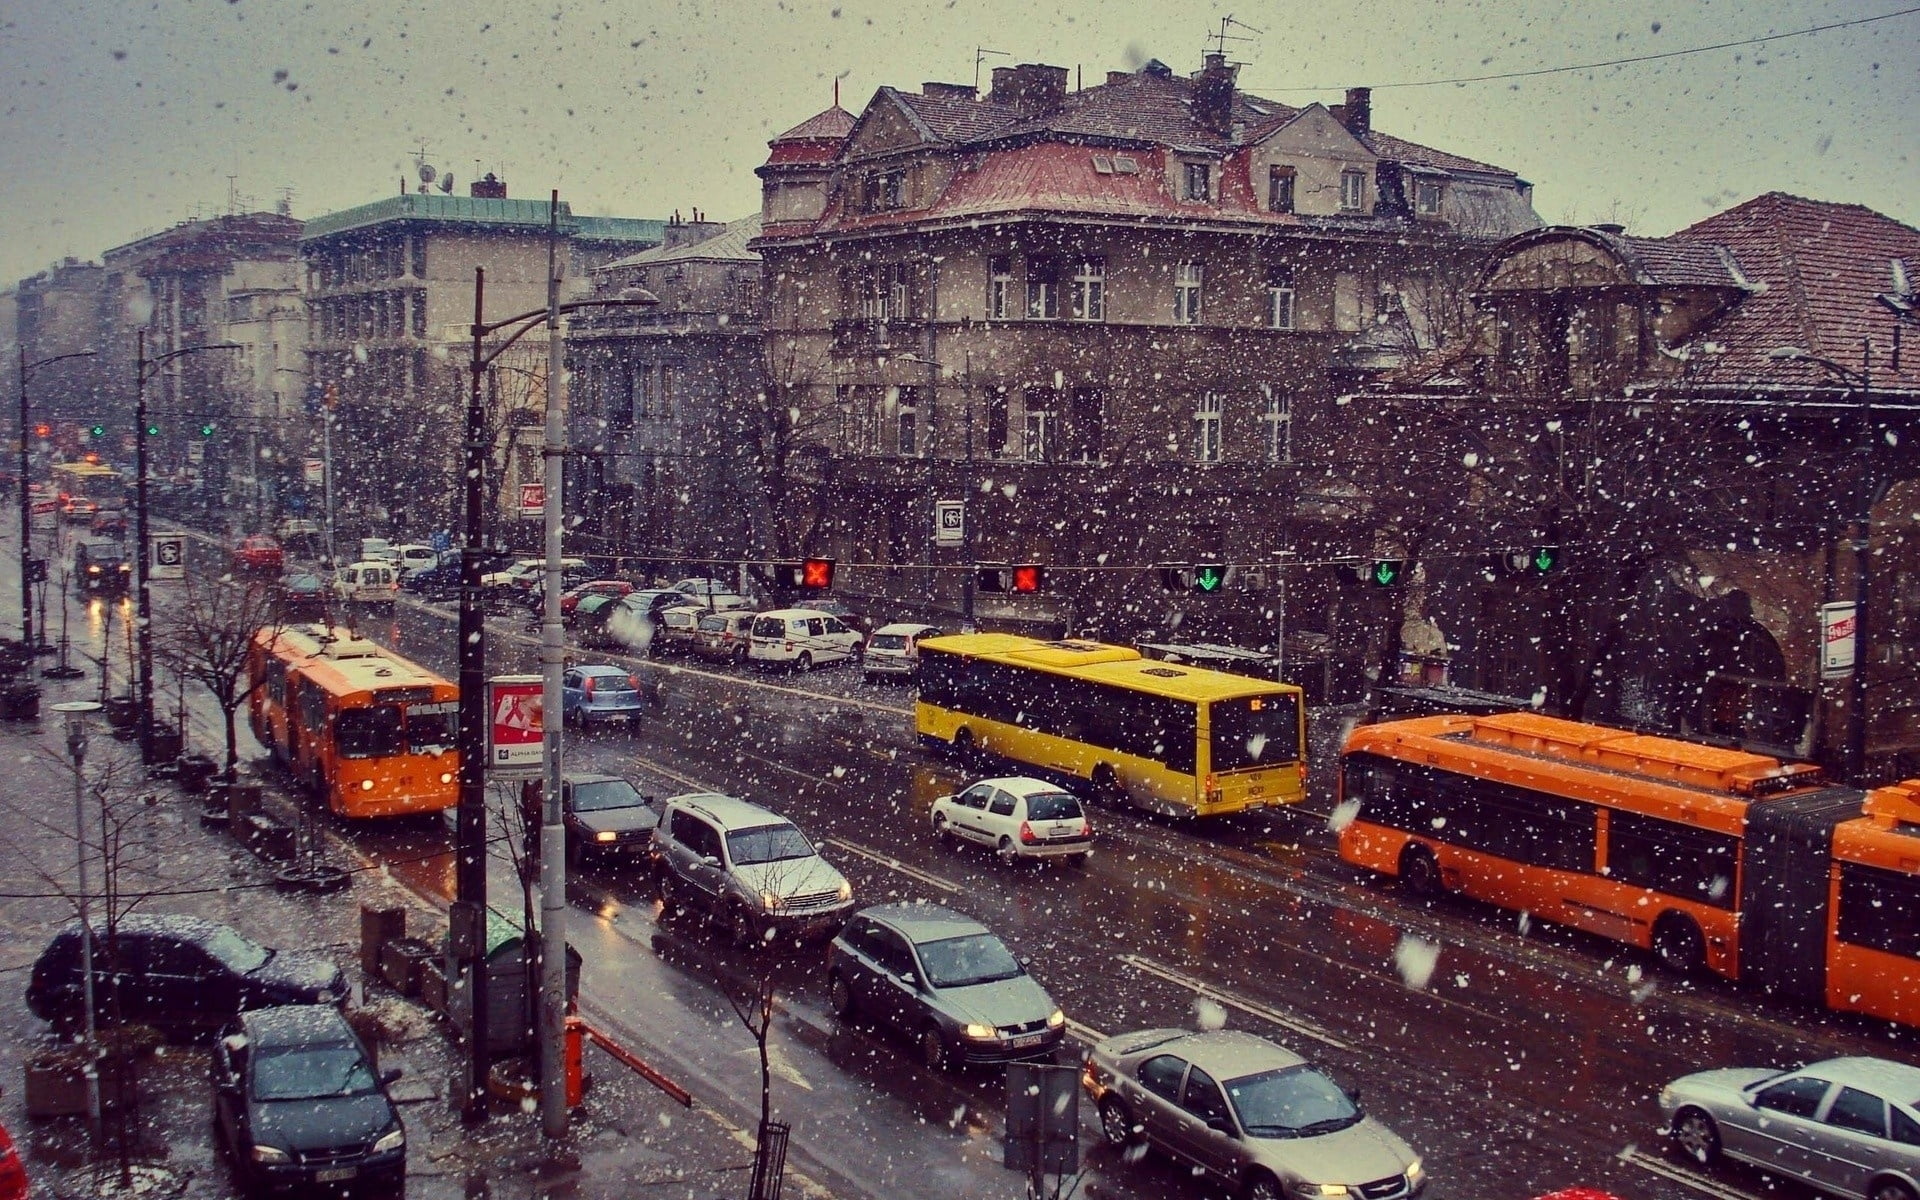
[314,1167,358,1183]
[1010,1033,1048,1049]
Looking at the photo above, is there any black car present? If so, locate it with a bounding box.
[26,914,347,1038]
[73,537,132,595]
[524,774,661,867]
[212,1005,406,1196]
[399,561,462,602]
[276,571,329,619]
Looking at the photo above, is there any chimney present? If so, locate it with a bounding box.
[988,63,1069,114]
[1107,70,1130,86]
[1335,87,1371,136]
[1193,52,1238,136]
[470,172,507,199]
[922,81,975,101]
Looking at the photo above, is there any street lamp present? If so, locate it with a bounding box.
[1770,342,1877,780]
[895,352,978,629]
[17,347,98,648]
[454,221,655,1127]
[134,332,241,766]
[50,699,104,1142]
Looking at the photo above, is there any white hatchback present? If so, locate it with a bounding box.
[930,776,1094,864]
[747,608,862,671]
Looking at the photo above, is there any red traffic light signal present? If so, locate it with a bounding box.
[777,558,836,589]
[1009,564,1045,593]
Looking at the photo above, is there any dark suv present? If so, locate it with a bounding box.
[73,537,132,595]
[26,914,346,1038]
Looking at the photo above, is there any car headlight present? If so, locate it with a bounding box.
[1289,1186,1353,1198]
[372,1128,406,1154]
[250,1145,291,1165]
[962,1023,997,1041]
[836,880,853,902]
[760,891,780,912]
[1046,1008,1065,1029]
[595,830,618,843]
[1406,1158,1425,1184]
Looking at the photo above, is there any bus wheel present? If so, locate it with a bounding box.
[1398,844,1443,898]
[1652,913,1707,977]
[1090,765,1124,807]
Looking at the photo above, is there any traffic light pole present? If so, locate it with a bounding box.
[961,402,975,631]
[454,268,493,1124]
[133,331,154,764]
[18,347,34,646]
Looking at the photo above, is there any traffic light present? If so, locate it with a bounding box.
[1191,563,1227,593]
[1156,564,1191,592]
[88,424,106,440]
[1154,563,1229,593]
[774,557,836,589]
[1010,564,1045,593]
[977,564,1047,593]
[144,422,162,437]
[1527,546,1561,575]
[1366,559,1407,587]
[32,423,50,438]
[198,422,216,438]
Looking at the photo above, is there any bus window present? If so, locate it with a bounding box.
[1605,809,1739,907]
[405,708,456,755]
[1210,694,1300,770]
[1836,861,1920,958]
[337,706,405,758]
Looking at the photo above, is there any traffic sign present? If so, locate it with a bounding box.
[933,499,964,548]
[150,535,186,580]
[518,482,545,519]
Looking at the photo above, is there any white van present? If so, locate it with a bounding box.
[747,608,862,671]
[392,544,443,574]
[333,560,399,605]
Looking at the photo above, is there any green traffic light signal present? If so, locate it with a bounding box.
[1370,559,1406,587]
[145,423,162,437]
[199,423,216,437]
[1193,564,1226,593]
[89,424,106,439]
[1530,546,1560,574]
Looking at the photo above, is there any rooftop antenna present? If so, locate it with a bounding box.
[974,47,1009,92]
[1208,14,1262,59]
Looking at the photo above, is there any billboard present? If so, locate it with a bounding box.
[1820,601,1857,679]
[486,674,544,776]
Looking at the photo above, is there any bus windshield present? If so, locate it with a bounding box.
[404,708,456,755]
[1210,694,1300,771]
[336,705,405,758]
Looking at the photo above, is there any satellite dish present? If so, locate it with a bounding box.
[418,161,438,184]
[439,173,455,194]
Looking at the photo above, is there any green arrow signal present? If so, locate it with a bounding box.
[1531,547,1559,574]
[1372,561,1398,585]
[1194,565,1224,592]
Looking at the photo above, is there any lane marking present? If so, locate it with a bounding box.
[823,838,960,895]
[1118,954,1351,1052]
[1064,1017,1107,1045]
[1619,1147,1759,1200]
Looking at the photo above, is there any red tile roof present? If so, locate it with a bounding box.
[771,106,856,144]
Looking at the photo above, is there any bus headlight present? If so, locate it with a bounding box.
[439,772,453,784]
[361,779,374,791]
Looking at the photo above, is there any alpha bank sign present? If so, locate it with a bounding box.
[1820,602,1857,679]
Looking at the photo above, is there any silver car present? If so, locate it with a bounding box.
[1659,1056,1920,1200]
[1083,1028,1427,1200]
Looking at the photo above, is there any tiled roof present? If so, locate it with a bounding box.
[771,106,856,144]
[1672,192,1920,390]
[1356,129,1515,178]
[1604,232,1748,290]
[596,214,761,271]
[301,194,664,244]
[886,88,1024,144]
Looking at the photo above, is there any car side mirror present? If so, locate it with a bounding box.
[1017,954,1032,968]
[1206,1117,1234,1136]
[1344,1086,1362,1106]
[896,971,918,989]
[379,1067,403,1087]
[700,855,720,868]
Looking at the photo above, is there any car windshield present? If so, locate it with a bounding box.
[252,1042,378,1101]
[725,822,814,864]
[751,617,785,637]
[571,780,646,812]
[916,932,1023,988]
[1024,792,1082,821]
[1225,1065,1362,1138]
[202,927,272,974]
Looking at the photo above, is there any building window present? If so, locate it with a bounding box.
[986,385,1009,456]
[1414,179,1444,216]
[1070,258,1105,321]
[634,365,655,417]
[1022,388,1057,462]
[887,262,913,321]
[1174,262,1204,325]
[1261,386,1292,463]
[1194,392,1223,463]
[1267,266,1295,330]
[988,256,1013,320]
[410,237,427,278]
[1340,168,1368,212]
[607,366,634,432]
[658,365,675,419]
[1267,165,1296,214]
[1068,387,1104,462]
[894,386,919,456]
[864,169,906,212]
[411,289,427,337]
[1183,161,1212,202]
[1026,257,1060,320]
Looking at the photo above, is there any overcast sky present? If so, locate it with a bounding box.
[1,0,1914,286]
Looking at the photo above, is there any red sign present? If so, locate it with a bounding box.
[518,482,545,519]
[487,675,544,775]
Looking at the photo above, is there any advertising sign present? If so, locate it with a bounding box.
[303,458,325,485]
[933,499,964,548]
[486,674,544,776]
[150,534,186,581]
[518,482,545,519]
[1820,601,1857,679]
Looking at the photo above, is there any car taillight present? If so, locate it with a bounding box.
[582,676,596,695]
[627,675,639,690]
[1019,821,1037,844]
[1080,819,1092,838]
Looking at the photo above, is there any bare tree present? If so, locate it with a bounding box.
[159,575,284,783]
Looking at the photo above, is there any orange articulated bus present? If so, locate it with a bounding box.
[1338,712,1920,1029]
[247,624,458,819]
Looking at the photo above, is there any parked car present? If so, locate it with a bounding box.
[332,560,399,605]
[73,536,132,595]
[863,622,942,681]
[692,610,757,665]
[274,517,322,543]
[653,604,708,656]
[562,664,645,730]
[1660,1056,1920,1200]
[482,557,588,591]
[357,537,396,565]
[930,776,1093,865]
[0,1120,27,1200]
[592,588,698,652]
[26,914,347,1038]
[748,608,863,671]
[809,598,870,633]
[826,903,1065,1071]
[524,773,661,868]
[401,560,463,601]
[561,579,636,615]
[651,793,853,947]
[1084,1028,1427,1200]
[514,570,596,612]
[233,535,285,573]
[670,577,739,600]
[211,1005,406,1196]
[89,508,129,538]
[570,592,629,649]
[276,570,329,619]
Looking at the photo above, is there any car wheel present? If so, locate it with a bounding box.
[995,836,1018,865]
[1068,852,1092,868]
[1097,1097,1138,1148]
[932,813,955,845]
[731,646,747,666]
[794,651,813,673]
[828,972,857,1021]
[1242,1172,1285,1200]
[1671,1108,1721,1166]
[1652,913,1708,977]
[1869,1182,1919,1200]
[730,905,763,950]
[920,1025,951,1072]
[1398,844,1443,898]
[951,727,976,764]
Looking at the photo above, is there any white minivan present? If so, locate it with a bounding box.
[747,608,863,671]
[333,560,399,604]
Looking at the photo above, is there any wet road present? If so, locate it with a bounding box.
[21,520,1919,1200]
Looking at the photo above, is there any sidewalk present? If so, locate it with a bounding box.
[0,671,807,1200]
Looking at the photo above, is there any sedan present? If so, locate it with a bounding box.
[233,535,285,573]
[1084,1028,1427,1200]
[561,579,635,615]
[212,1005,406,1196]
[827,903,1065,1071]
[276,571,329,620]
[401,561,463,602]
[931,776,1093,864]
[524,774,660,868]
[1660,1056,1920,1200]
[561,665,644,730]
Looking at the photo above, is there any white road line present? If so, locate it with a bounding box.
[824,838,961,895]
[1064,1017,1107,1045]
[1118,954,1351,1052]
[1619,1147,1759,1200]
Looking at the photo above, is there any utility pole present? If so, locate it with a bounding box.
[538,191,571,1139]
[454,268,493,1124]
[18,347,97,646]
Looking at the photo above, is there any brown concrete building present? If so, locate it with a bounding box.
[752,56,1540,645]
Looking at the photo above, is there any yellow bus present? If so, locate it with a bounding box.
[915,634,1307,818]
[50,461,127,510]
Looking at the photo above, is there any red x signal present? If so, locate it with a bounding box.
[1010,564,1044,593]
[801,557,835,589]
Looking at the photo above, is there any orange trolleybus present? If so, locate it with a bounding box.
[1338,711,1920,1029]
[247,624,459,819]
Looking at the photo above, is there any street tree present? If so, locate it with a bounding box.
[158,575,284,783]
